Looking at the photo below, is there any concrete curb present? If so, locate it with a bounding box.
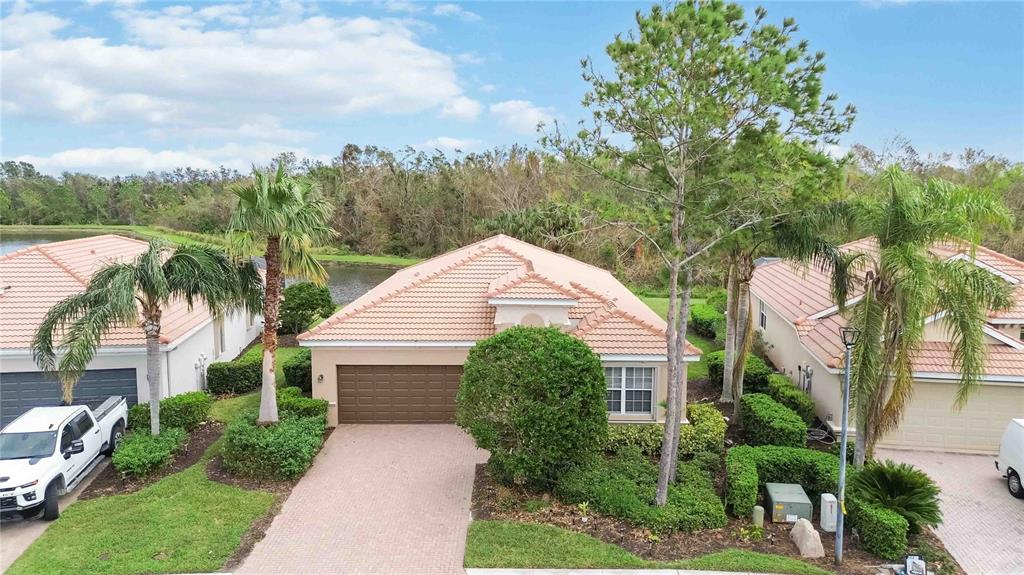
[464,564,782,568]
[466,570,785,575]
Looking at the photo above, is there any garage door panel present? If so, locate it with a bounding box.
[0,369,138,427]
[337,365,462,424]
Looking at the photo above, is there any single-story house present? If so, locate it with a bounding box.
[299,234,701,426]
[0,234,262,426]
[750,238,1024,454]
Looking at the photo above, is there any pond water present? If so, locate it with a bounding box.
[0,229,395,306]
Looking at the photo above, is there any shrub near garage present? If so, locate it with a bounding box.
[738,393,807,448]
[849,459,942,534]
[725,445,839,517]
[604,403,726,456]
[282,348,313,392]
[847,496,909,560]
[128,391,214,432]
[765,374,815,424]
[112,427,188,476]
[456,327,607,489]
[277,386,329,418]
[705,350,773,393]
[221,409,327,480]
[207,350,261,395]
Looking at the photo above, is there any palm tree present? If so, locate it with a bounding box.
[227,164,334,424]
[831,167,1014,465]
[33,241,262,435]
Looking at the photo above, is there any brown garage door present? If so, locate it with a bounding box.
[337,365,463,423]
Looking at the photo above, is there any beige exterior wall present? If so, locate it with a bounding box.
[308,346,676,427]
[877,379,1024,454]
[752,295,844,423]
[924,316,1007,345]
[493,303,572,331]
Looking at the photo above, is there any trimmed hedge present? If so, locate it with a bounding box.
[277,386,329,418]
[725,445,839,517]
[738,393,807,448]
[221,409,327,480]
[128,391,213,432]
[556,447,727,533]
[766,374,815,424]
[456,327,608,489]
[207,350,261,395]
[848,497,909,560]
[112,427,188,477]
[706,288,727,314]
[706,351,773,393]
[604,403,726,457]
[282,348,313,393]
[689,303,724,340]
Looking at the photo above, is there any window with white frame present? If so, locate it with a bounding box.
[758,299,767,331]
[604,366,654,415]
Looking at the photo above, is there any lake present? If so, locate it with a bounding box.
[0,229,396,306]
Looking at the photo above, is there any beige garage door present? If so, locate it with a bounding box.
[878,381,1024,454]
[336,365,463,423]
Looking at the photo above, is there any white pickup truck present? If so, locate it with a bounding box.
[0,397,127,520]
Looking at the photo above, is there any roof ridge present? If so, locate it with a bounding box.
[486,268,580,300]
[494,234,618,276]
[301,244,509,338]
[0,243,44,263]
[36,244,90,287]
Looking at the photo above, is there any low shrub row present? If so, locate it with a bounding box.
[604,403,726,457]
[282,349,313,393]
[112,427,188,477]
[278,386,329,418]
[221,409,327,480]
[207,348,261,395]
[689,303,724,340]
[847,496,909,560]
[556,446,727,533]
[738,393,807,448]
[705,351,773,393]
[765,374,815,424]
[128,391,213,432]
[724,445,839,517]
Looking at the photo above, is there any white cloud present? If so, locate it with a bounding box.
[433,3,481,22]
[440,96,482,120]
[489,100,556,134]
[16,143,330,176]
[0,4,475,133]
[381,1,423,13]
[479,83,496,93]
[423,136,481,152]
[455,52,483,65]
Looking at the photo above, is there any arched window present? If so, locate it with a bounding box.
[521,313,545,327]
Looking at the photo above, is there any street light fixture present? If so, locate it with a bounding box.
[835,325,860,565]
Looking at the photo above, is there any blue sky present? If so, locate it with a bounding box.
[1,0,1021,176]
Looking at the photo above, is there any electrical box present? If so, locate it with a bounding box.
[764,483,812,523]
[820,493,838,532]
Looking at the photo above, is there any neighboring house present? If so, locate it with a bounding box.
[750,238,1024,454]
[299,234,701,426]
[0,235,262,426]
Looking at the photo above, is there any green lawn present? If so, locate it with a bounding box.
[209,391,260,423]
[638,295,721,380]
[465,521,832,575]
[0,224,418,268]
[7,447,274,575]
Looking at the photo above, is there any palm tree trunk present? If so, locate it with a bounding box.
[143,317,162,436]
[721,261,737,403]
[259,236,282,424]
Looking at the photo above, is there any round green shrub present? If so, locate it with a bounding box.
[705,350,772,393]
[689,303,724,339]
[456,327,607,489]
[280,282,335,334]
[706,288,727,313]
[128,391,213,432]
[112,427,187,477]
[849,459,942,534]
[282,348,313,392]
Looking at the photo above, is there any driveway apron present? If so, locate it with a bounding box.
[877,448,1024,575]
[238,424,489,575]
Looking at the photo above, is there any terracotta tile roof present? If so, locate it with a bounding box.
[0,235,216,349]
[751,237,1024,377]
[301,234,700,357]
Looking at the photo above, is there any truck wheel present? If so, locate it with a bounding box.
[103,422,125,456]
[42,482,60,521]
[1009,470,1024,499]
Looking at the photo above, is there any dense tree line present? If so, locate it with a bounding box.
[2,141,1022,277]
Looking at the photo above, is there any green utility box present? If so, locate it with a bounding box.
[764,483,812,523]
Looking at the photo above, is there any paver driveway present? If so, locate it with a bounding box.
[877,449,1024,575]
[238,424,489,575]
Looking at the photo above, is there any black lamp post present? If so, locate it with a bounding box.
[835,325,860,565]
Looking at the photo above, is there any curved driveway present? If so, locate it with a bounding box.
[239,424,488,575]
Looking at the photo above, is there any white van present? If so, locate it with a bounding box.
[996,418,1024,499]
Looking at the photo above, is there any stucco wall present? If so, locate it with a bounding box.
[493,303,572,330]
[309,346,677,427]
[751,295,844,423]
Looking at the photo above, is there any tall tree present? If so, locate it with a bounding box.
[831,167,1013,465]
[227,164,334,424]
[33,241,262,435]
[547,1,854,504]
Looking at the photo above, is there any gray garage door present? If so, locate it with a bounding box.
[0,369,138,428]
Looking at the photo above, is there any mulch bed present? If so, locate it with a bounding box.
[79,421,224,500]
[472,463,964,575]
